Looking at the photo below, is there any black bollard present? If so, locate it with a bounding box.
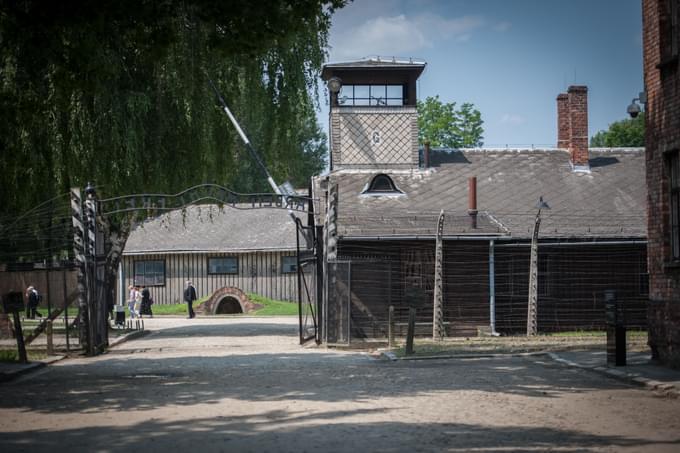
[605,290,626,366]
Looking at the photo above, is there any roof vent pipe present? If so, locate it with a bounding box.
[468,176,478,229]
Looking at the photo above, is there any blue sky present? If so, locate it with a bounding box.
[320,0,643,147]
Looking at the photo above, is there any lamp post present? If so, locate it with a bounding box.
[527,196,550,336]
[327,76,342,106]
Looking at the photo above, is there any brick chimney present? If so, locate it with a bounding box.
[557,86,590,171]
[557,93,569,149]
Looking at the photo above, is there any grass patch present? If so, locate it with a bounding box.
[149,296,209,315]
[122,293,298,316]
[0,349,48,363]
[389,331,650,358]
[247,293,298,316]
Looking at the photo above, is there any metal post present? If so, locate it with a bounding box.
[45,263,52,319]
[12,310,27,363]
[71,187,89,353]
[388,305,395,347]
[46,319,53,356]
[405,307,417,356]
[62,267,69,351]
[527,197,549,336]
[489,240,498,335]
[433,210,445,340]
[84,185,97,355]
[296,219,304,345]
[527,211,541,336]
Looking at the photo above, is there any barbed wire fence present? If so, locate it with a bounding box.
[323,211,648,344]
[0,192,82,351]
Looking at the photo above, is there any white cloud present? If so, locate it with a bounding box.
[493,21,512,32]
[500,113,526,125]
[329,13,485,61]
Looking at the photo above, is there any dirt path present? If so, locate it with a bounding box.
[1,317,679,452]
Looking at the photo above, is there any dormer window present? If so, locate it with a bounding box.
[364,174,402,194]
[338,85,404,106]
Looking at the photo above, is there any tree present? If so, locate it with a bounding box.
[0,0,344,237]
[417,95,484,148]
[0,1,345,335]
[590,113,645,147]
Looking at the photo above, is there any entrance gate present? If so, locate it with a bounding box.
[70,183,320,355]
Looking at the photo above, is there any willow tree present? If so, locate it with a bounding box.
[0,0,344,307]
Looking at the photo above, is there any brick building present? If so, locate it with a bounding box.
[643,0,680,368]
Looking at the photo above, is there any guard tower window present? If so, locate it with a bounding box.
[366,174,401,193]
[338,85,404,106]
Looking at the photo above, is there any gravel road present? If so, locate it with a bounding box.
[1,317,679,452]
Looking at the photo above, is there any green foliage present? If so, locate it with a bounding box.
[417,95,484,148]
[149,293,297,316]
[247,293,299,316]
[0,0,344,216]
[150,295,209,315]
[590,113,645,147]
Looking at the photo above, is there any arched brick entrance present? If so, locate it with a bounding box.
[201,287,261,315]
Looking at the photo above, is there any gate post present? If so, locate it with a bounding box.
[71,187,91,354]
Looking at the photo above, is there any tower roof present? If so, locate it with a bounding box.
[321,56,426,80]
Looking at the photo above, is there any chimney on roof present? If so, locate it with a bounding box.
[468,176,478,229]
[556,93,569,149]
[557,86,590,171]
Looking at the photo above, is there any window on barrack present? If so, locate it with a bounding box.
[660,0,680,63]
[366,174,400,193]
[668,150,680,261]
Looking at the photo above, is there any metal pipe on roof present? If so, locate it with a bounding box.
[340,235,510,241]
[468,177,478,229]
[494,240,647,247]
[489,239,499,336]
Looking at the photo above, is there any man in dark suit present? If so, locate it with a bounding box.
[183,280,197,319]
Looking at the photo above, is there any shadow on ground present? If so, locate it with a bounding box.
[0,351,634,415]
[1,411,677,453]
[147,322,298,338]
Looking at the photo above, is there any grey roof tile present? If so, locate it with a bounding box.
[124,205,299,254]
[313,148,646,240]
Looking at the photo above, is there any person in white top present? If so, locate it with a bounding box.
[127,285,138,319]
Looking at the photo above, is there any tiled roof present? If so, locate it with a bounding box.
[313,148,647,240]
[124,205,300,255]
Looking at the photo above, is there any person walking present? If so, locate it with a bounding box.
[134,286,142,319]
[25,286,43,319]
[127,285,138,319]
[184,280,197,319]
[140,286,153,318]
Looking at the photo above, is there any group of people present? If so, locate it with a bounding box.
[127,285,154,319]
[126,281,196,318]
[21,280,199,323]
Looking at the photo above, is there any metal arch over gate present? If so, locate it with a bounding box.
[70,182,320,355]
[98,183,313,216]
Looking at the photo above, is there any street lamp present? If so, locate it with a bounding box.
[527,196,550,336]
[327,76,342,106]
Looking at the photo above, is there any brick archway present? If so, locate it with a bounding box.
[201,287,261,315]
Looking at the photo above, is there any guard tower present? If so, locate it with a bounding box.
[322,57,426,170]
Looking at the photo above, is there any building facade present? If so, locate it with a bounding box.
[121,205,303,306]
[643,0,680,367]
[315,58,647,343]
